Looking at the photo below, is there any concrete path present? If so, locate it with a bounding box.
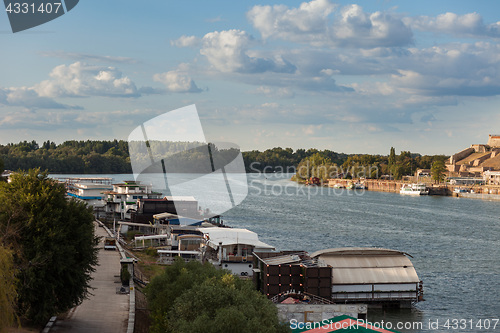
[51,224,129,333]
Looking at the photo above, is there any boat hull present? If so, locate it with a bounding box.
[400,183,429,195]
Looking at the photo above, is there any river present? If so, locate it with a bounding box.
[53,172,500,333]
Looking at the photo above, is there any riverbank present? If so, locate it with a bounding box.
[326,179,500,201]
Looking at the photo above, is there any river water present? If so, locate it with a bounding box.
[54,172,500,332]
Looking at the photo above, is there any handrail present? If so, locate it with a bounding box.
[96,219,135,333]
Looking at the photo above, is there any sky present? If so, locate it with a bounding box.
[1,0,500,155]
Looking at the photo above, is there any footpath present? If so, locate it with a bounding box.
[50,223,129,333]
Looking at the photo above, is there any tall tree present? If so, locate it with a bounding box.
[388,147,396,166]
[0,169,99,325]
[431,159,446,184]
[0,246,17,331]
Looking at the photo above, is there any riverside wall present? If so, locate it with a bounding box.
[326,179,500,198]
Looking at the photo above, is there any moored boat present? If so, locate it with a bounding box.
[400,183,429,195]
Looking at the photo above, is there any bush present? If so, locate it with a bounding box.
[121,265,131,286]
[145,247,158,257]
[146,258,289,333]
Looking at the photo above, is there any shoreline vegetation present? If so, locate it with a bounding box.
[1,140,447,180]
[0,169,98,331]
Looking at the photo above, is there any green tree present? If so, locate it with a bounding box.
[388,147,396,166]
[431,159,446,184]
[0,169,99,325]
[0,246,18,332]
[146,259,288,333]
[296,153,333,181]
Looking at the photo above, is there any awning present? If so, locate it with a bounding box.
[292,315,401,333]
[202,227,275,250]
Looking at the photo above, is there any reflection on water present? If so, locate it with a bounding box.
[225,173,500,333]
[52,172,499,333]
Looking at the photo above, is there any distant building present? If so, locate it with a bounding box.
[131,196,199,223]
[446,134,500,177]
[487,134,500,148]
[58,177,113,218]
[483,170,500,185]
[103,180,161,220]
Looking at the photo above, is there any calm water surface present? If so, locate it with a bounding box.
[224,173,500,333]
[55,173,500,332]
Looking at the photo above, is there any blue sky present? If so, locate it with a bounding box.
[1,0,500,155]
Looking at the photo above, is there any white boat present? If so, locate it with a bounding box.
[400,183,429,195]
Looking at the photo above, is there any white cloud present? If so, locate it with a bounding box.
[0,108,165,131]
[332,5,413,48]
[34,62,140,98]
[407,12,500,38]
[248,0,413,48]
[388,43,500,96]
[302,124,323,135]
[251,86,295,98]
[171,35,201,48]
[0,87,81,110]
[153,70,202,93]
[247,0,336,44]
[200,29,296,73]
[39,51,138,64]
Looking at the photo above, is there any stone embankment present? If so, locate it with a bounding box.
[327,179,500,199]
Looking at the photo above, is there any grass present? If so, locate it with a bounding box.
[132,250,165,281]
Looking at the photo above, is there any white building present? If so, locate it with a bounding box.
[201,227,275,278]
[66,179,113,207]
[104,180,161,220]
[60,177,113,218]
[483,170,500,185]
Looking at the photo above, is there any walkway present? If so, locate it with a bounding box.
[51,223,129,333]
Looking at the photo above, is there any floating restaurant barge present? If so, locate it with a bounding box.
[254,248,423,309]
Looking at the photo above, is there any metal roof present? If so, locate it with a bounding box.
[261,254,303,266]
[311,248,420,284]
[310,247,412,258]
[202,227,275,251]
[164,196,197,201]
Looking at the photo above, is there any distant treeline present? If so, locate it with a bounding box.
[0,140,448,177]
[242,147,348,172]
[0,140,132,174]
